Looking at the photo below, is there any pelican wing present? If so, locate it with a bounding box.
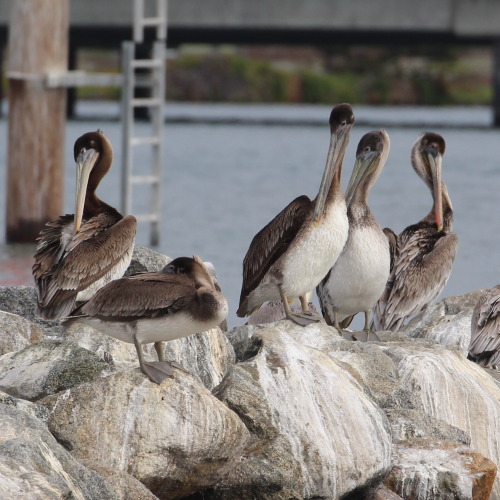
[382,227,399,274]
[72,273,195,320]
[239,195,311,308]
[33,213,137,318]
[372,225,458,331]
[469,285,500,367]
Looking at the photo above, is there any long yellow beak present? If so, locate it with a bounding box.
[74,148,99,232]
[313,125,351,222]
[428,152,443,232]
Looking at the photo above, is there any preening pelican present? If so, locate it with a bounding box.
[33,130,137,319]
[317,130,391,334]
[468,285,500,369]
[64,256,228,384]
[371,132,458,331]
[237,104,354,326]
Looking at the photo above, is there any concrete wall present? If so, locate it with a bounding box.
[0,0,499,38]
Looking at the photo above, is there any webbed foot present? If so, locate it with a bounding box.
[287,311,321,327]
[342,330,381,342]
[142,361,175,384]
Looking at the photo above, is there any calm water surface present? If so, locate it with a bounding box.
[0,103,498,328]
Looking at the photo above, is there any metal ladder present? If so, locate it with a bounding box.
[121,0,167,246]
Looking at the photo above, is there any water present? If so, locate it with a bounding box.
[0,102,499,329]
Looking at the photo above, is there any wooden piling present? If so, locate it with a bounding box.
[494,40,500,128]
[6,0,69,242]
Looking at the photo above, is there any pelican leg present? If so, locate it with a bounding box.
[348,312,381,342]
[134,335,173,384]
[299,295,309,313]
[154,340,189,374]
[154,341,165,361]
[279,286,319,327]
[361,311,381,341]
[334,311,355,340]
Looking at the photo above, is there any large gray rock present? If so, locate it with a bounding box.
[382,342,500,499]
[270,320,500,499]
[41,369,250,500]
[384,438,497,500]
[0,310,44,355]
[403,291,484,354]
[0,339,108,401]
[125,246,171,275]
[0,401,119,500]
[0,285,61,335]
[214,324,392,499]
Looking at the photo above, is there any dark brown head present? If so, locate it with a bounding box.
[329,103,355,134]
[345,129,390,205]
[313,104,355,221]
[411,132,446,189]
[411,132,448,231]
[74,130,114,190]
[162,256,216,288]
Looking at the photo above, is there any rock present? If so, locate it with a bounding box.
[289,322,416,410]
[383,342,500,499]
[0,401,119,499]
[125,246,171,275]
[40,369,250,500]
[65,322,235,391]
[373,485,405,499]
[0,310,44,355]
[214,324,392,499]
[0,285,61,335]
[0,390,50,422]
[265,320,500,498]
[0,340,108,401]
[403,291,484,354]
[385,409,470,446]
[384,438,497,500]
[79,460,160,500]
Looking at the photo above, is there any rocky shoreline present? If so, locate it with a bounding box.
[0,247,498,500]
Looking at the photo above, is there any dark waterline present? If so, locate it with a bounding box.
[1,102,499,329]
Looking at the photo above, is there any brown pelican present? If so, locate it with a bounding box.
[236,103,354,326]
[371,132,458,331]
[32,130,137,320]
[468,285,500,368]
[317,130,391,334]
[64,256,228,384]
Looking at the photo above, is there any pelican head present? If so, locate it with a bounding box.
[313,103,355,222]
[73,130,113,232]
[412,132,446,232]
[345,129,390,206]
[161,255,217,288]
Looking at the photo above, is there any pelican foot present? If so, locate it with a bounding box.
[363,329,381,342]
[142,361,175,384]
[341,330,357,341]
[342,330,381,342]
[287,311,320,327]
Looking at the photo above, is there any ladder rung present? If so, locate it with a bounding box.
[131,98,163,107]
[140,17,166,28]
[135,214,159,222]
[130,175,160,184]
[131,59,163,69]
[131,136,160,146]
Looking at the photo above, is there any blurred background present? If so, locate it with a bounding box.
[0,0,498,328]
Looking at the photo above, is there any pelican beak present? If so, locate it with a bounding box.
[313,124,352,222]
[74,148,99,232]
[428,151,443,232]
[345,151,380,206]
